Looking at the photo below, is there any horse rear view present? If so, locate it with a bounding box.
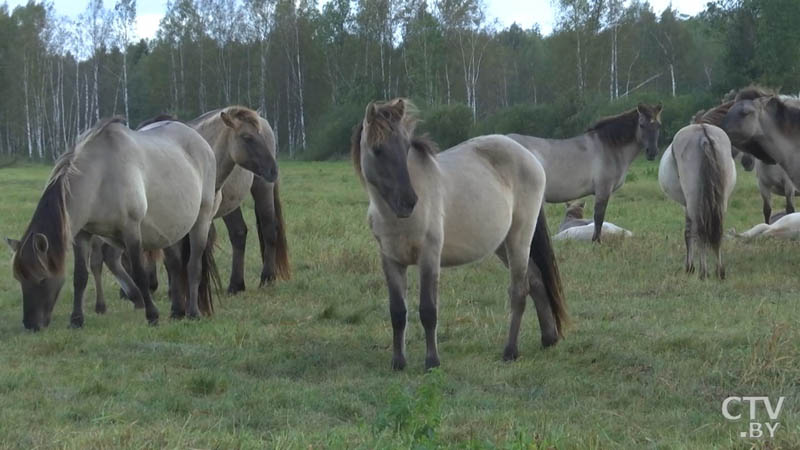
[659,124,736,279]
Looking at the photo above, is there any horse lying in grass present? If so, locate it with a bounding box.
[659,124,736,279]
[352,98,567,370]
[553,201,632,241]
[733,213,800,239]
[6,118,219,330]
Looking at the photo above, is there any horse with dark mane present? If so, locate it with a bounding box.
[508,103,662,241]
[353,98,567,370]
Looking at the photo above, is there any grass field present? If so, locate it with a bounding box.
[0,159,798,449]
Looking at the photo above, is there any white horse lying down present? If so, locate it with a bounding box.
[735,213,800,239]
[553,201,633,241]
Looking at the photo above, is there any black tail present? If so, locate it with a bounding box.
[198,223,221,315]
[698,125,725,252]
[530,207,568,337]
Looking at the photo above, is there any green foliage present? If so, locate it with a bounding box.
[301,103,365,160]
[374,369,445,447]
[418,104,474,150]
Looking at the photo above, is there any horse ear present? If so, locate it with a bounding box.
[33,233,49,257]
[365,103,378,125]
[766,97,784,117]
[5,237,20,252]
[220,111,236,129]
[394,98,405,118]
[654,103,663,122]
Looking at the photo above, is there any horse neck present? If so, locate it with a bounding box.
[191,119,235,189]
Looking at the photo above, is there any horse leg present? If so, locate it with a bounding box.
[251,177,278,286]
[88,237,107,314]
[121,228,159,325]
[592,194,610,242]
[222,207,248,294]
[760,184,772,223]
[419,249,442,370]
[162,244,187,318]
[684,212,695,274]
[185,221,212,319]
[496,245,558,349]
[381,255,408,371]
[785,185,795,216]
[103,245,141,307]
[70,231,91,328]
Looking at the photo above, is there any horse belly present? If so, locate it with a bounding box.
[217,167,254,218]
[440,197,512,267]
[542,162,593,203]
[140,183,204,249]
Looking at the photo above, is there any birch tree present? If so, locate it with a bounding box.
[113,0,136,121]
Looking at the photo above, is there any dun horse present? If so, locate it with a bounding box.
[353,99,567,370]
[6,118,219,329]
[509,103,662,241]
[734,213,800,239]
[87,107,288,316]
[553,201,632,241]
[659,124,736,279]
[723,87,800,193]
[754,161,797,223]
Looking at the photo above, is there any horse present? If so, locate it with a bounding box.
[733,213,800,239]
[352,99,567,370]
[87,107,287,316]
[191,109,290,292]
[755,160,797,224]
[553,201,632,241]
[5,118,219,330]
[693,107,755,171]
[723,87,800,189]
[658,124,736,279]
[508,103,662,242]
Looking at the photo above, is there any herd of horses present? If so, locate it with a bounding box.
[5,85,800,370]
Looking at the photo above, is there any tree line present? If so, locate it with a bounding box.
[0,0,798,162]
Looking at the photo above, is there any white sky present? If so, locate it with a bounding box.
[2,0,707,40]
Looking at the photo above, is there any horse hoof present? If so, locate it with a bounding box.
[170,310,185,320]
[95,303,107,315]
[69,316,84,328]
[424,356,441,371]
[260,273,275,287]
[146,311,159,326]
[541,334,559,348]
[391,355,407,371]
[503,346,519,361]
[227,282,245,295]
[186,311,201,320]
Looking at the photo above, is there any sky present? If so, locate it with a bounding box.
[3,0,707,40]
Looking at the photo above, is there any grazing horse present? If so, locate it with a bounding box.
[509,103,662,242]
[723,87,800,189]
[6,118,218,330]
[87,107,286,316]
[734,213,800,239]
[659,124,736,279]
[553,201,632,241]
[352,99,567,370]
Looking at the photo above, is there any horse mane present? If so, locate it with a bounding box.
[136,114,179,130]
[735,85,777,101]
[695,101,734,127]
[769,97,800,134]
[189,106,261,131]
[586,108,640,146]
[351,99,435,184]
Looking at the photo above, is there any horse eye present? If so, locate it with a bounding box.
[242,134,254,141]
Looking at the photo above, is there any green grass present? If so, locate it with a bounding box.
[0,159,798,448]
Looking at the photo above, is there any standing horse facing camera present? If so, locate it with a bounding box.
[659,124,736,279]
[6,118,218,330]
[353,99,567,370]
[508,103,662,242]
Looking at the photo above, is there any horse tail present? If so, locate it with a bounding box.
[530,207,569,337]
[272,181,291,281]
[698,125,725,252]
[197,223,221,316]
